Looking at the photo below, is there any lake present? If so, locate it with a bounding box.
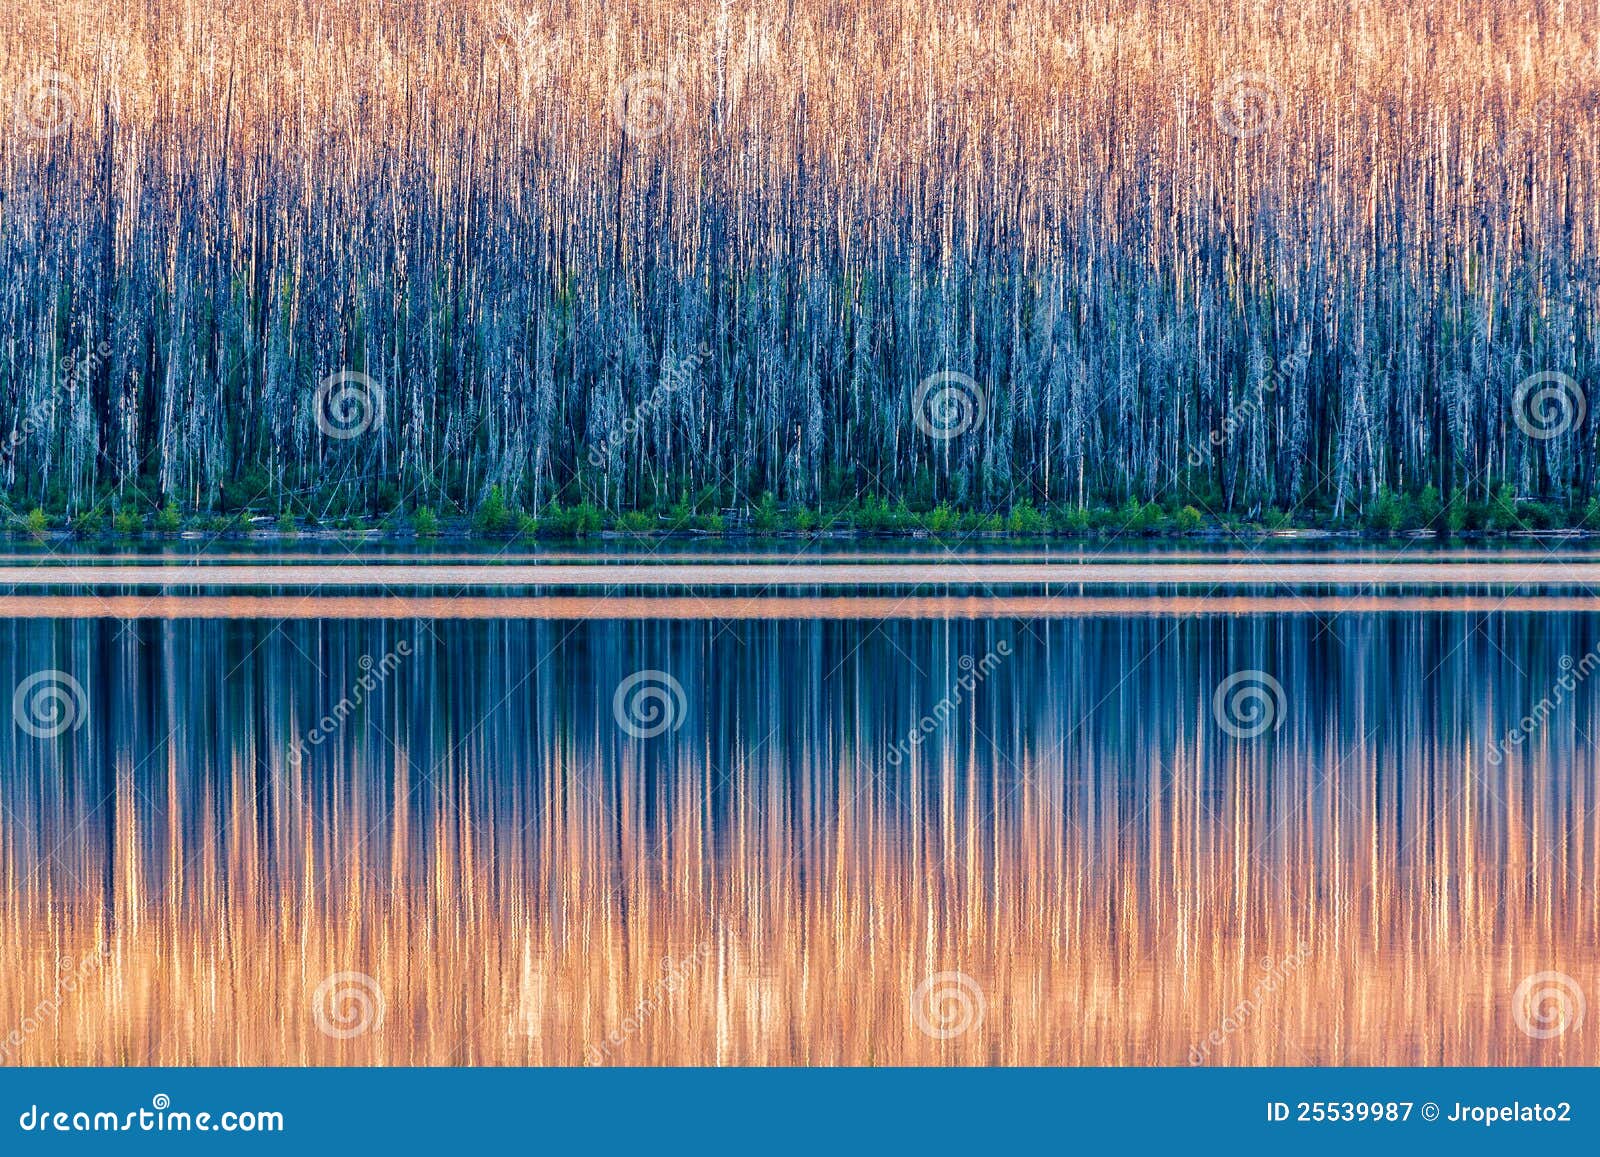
[0,544,1595,1064]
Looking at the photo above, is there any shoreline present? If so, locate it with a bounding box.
[5,560,1600,589]
[1,592,1599,619]
[5,525,1599,546]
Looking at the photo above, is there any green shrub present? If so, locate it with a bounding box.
[25,507,49,534]
[1366,489,1405,533]
[1006,502,1048,534]
[851,494,908,532]
[663,499,696,531]
[1112,499,1161,534]
[615,510,655,534]
[412,506,440,537]
[153,505,183,533]
[1051,505,1091,534]
[850,496,883,531]
[1412,485,1442,530]
[1517,500,1559,530]
[1462,500,1490,531]
[752,492,782,532]
[71,508,106,537]
[1482,483,1514,531]
[220,468,271,513]
[112,509,144,536]
[472,486,520,536]
[1176,505,1203,532]
[277,513,298,535]
[538,502,604,537]
[924,503,957,534]
[1084,505,1114,531]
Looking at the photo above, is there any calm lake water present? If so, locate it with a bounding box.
[1,546,1596,1064]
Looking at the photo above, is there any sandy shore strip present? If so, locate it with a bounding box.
[0,561,1599,590]
[0,593,1599,619]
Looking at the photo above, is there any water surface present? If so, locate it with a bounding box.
[0,551,1594,1065]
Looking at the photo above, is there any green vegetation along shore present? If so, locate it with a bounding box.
[8,484,1599,542]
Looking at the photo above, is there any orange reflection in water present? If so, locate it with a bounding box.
[0,614,1594,1065]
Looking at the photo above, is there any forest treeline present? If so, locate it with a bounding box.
[2,0,1598,531]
